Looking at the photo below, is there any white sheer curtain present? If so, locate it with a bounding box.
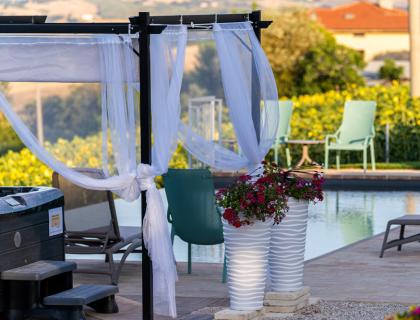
[179,22,279,172]
[0,29,187,318]
[141,25,187,318]
[0,34,139,194]
[0,35,140,82]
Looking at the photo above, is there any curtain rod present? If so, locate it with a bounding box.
[0,23,138,34]
[130,12,272,30]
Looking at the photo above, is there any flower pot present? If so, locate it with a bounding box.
[269,197,309,292]
[223,219,272,311]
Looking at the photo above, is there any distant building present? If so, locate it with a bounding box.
[314,0,409,61]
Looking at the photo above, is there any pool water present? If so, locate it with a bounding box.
[67,190,420,263]
[305,190,420,260]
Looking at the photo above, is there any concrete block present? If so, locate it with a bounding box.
[264,286,310,301]
[261,313,294,319]
[308,297,321,305]
[214,308,262,320]
[263,298,309,313]
[264,293,310,307]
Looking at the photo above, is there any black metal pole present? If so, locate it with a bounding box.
[138,11,154,320]
[250,10,262,143]
[250,10,262,41]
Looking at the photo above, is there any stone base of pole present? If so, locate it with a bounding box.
[263,287,319,315]
[214,288,320,320]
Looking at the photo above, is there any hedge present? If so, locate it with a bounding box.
[0,135,188,188]
[270,83,420,165]
[0,83,419,187]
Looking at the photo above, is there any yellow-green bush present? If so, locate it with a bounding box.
[271,83,420,164]
[1,82,419,187]
[0,148,51,186]
[0,133,188,187]
[290,82,419,141]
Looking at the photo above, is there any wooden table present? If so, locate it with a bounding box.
[287,140,324,168]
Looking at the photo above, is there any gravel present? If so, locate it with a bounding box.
[182,300,409,320]
[280,300,408,320]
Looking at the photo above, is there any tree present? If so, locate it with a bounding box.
[379,58,403,82]
[262,9,365,97]
[24,85,101,143]
[183,43,224,99]
[293,35,365,95]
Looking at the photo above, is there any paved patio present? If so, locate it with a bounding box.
[324,169,420,180]
[214,169,420,191]
[74,226,420,319]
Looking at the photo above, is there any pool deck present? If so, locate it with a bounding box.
[324,169,420,190]
[76,226,420,319]
[214,169,420,190]
[325,169,420,180]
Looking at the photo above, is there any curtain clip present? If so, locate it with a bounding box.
[215,14,218,23]
[180,15,183,25]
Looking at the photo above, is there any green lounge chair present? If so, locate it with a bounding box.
[163,168,227,283]
[272,100,293,168]
[324,100,377,172]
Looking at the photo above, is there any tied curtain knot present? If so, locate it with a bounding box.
[137,163,158,191]
[116,164,157,201]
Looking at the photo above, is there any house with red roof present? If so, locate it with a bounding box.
[314,0,408,61]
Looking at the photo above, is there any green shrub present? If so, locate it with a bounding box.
[379,59,404,82]
[263,9,365,97]
[0,83,418,187]
[269,83,420,165]
[0,148,51,186]
[0,133,188,187]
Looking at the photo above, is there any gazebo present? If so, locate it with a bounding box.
[0,11,276,319]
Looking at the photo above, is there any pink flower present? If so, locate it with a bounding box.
[239,199,248,209]
[223,208,235,221]
[246,192,255,201]
[412,307,420,315]
[239,175,251,182]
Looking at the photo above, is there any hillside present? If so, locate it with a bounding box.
[1,0,405,22]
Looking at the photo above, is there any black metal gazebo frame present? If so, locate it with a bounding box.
[0,11,271,319]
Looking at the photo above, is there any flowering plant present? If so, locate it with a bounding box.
[265,165,325,203]
[216,162,288,228]
[386,306,420,320]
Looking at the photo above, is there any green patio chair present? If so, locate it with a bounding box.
[324,100,377,172]
[272,100,293,168]
[163,168,227,283]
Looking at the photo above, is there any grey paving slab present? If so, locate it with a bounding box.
[74,227,420,319]
[305,227,420,304]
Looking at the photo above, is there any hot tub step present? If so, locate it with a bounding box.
[43,284,119,313]
[1,260,76,281]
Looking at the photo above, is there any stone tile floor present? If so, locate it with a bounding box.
[75,227,420,319]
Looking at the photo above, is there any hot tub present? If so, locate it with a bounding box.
[0,187,65,315]
[0,186,65,271]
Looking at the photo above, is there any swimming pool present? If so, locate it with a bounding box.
[67,190,420,263]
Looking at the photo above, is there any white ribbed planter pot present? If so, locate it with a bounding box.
[269,197,309,292]
[223,219,272,311]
